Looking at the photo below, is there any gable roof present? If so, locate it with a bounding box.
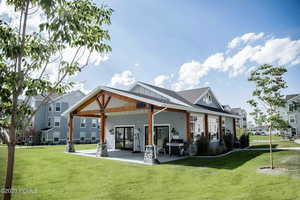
[62,85,240,118]
[286,94,300,101]
[177,87,209,104]
[135,81,194,107]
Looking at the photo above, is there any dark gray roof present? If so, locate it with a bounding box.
[137,81,195,106]
[286,94,300,101]
[107,86,182,106]
[176,87,209,104]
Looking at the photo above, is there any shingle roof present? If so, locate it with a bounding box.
[137,81,195,106]
[286,94,300,101]
[176,87,209,104]
[194,104,233,114]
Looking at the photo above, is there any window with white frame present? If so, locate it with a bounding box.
[80,118,86,128]
[203,94,212,104]
[80,132,86,141]
[54,117,60,127]
[91,132,96,141]
[92,119,97,128]
[190,114,204,141]
[55,102,61,112]
[53,132,60,142]
[48,104,53,112]
[47,117,51,127]
[289,115,296,124]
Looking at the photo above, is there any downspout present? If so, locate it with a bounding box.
[152,106,168,160]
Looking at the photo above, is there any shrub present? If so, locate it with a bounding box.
[239,134,249,148]
[208,141,226,156]
[195,134,209,155]
[233,137,240,148]
[224,132,234,151]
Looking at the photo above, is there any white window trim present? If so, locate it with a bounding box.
[92,119,97,128]
[47,117,52,127]
[80,132,86,141]
[54,117,60,127]
[55,102,61,112]
[289,115,296,124]
[80,118,86,128]
[48,104,53,112]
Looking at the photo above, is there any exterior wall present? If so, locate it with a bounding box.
[279,97,300,135]
[105,111,187,152]
[33,100,46,131]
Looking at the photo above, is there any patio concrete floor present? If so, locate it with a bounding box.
[70,149,188,165]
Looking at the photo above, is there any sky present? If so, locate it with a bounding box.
[1,0,300,121]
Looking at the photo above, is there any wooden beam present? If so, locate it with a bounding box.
[73,114,101,118]
[74,96,97,114]
[204,114,208,137]
[106,105,139,113]
[100,113,106,144]
[233,118,236,138]
[103,95,112,108]
[101,94,105,107]
[104,91,139,104]
[219,116,223,140]
[186,112,192,144]
[147,105,154,145]
[96,96,103,109]
[67,115,73,143]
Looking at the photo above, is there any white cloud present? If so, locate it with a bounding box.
[228,32,264,49]
[110,70,136,88]
[171,33,300,90]
[70,82,92,94]
[153,75,170,87]
[204,81,210,86]
[251,38,300,66]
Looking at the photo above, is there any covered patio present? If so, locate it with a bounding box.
[72,149,189,165]
[63,86,193,164]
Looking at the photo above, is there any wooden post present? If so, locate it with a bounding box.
[100,114,106,144]
[147,105,153,145]
[233,118,236,138]
[68,115,73,143]
[186,112,191,143]
[219,116,223,140]
[204,114,208,137]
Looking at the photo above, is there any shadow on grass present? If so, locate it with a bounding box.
[249,144,278,149]
[164,150,274,170]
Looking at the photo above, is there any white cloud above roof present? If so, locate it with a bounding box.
[110,70,136,88]
[228,32,265,49]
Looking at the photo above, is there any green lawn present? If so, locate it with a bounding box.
[4,144,300,200]
[250,135,300,148]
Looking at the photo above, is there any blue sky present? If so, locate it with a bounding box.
[1,0,299,119]
[74,0,300,117]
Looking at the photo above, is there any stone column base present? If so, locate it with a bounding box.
[96,143,108,157]
[144,145,160,164]
[65,142,75,152]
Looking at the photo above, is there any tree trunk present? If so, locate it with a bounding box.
[269,126,274,169]
[3,142,16,200]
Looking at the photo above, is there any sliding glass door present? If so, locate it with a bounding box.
[115,127,134,150]
[145,126,169,149]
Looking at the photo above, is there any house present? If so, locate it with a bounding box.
[231,108,247,134]
[278,93,300,136]
[62,81,240,164]
[23,90,99,145]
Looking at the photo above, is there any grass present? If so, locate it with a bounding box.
[250,135,300,148]
[4,144,299,200]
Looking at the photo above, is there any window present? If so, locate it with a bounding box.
[80,132,86,141]
[289,115,296,124]
[91,132,96,141]
[48,117,51,127]
[48,104,53,112]
[92,119,97,128]
[208,118,218,141]
[190,115,204,141]
[54,117,60,127]
[80,118,86,128]
[55,102,61,112]
[289,104,293,112]
[203,94,212,104]
[53,132,60,143]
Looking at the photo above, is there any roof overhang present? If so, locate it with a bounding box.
[62,86,240,118]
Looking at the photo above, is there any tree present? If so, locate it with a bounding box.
[247,64,289,169]
[0,1,113,199]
